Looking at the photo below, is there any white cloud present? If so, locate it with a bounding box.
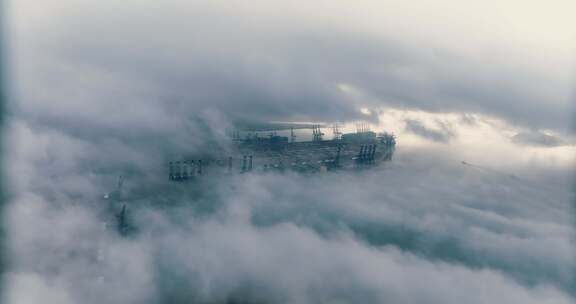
[4,1,576,302]
[4,108,575,303]
[7,0,576,130]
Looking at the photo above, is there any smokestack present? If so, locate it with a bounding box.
[228,156,233,173]
[249,155,253,171]
[198,160,203,175]
[242,155,247,172]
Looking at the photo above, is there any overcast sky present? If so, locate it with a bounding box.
[3,1,576,303]
[7,0,576,131]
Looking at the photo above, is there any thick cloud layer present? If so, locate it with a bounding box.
[8,0,576,132]
[511,131,566,147]
[3,110,575,303]
[404,119,454,143]
[4,1,576,303]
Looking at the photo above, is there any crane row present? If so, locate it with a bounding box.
[168,130,396,181]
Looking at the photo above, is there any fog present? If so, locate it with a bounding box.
[3,0,576,303]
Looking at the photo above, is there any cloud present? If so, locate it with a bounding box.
[511,131,566,147]
[5,168,576,303]
[4,111,575,303]
[8,0,576,132]
[404,119,455,143]
[3,1,576,303]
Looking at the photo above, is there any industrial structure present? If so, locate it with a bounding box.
[168,123,396,181]
[109,123,396,235]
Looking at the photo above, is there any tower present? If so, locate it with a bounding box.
[332,123,342,140]
[312,124,324,142]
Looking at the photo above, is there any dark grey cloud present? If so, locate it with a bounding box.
[511,131,566,147]
[404,119,455,142]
